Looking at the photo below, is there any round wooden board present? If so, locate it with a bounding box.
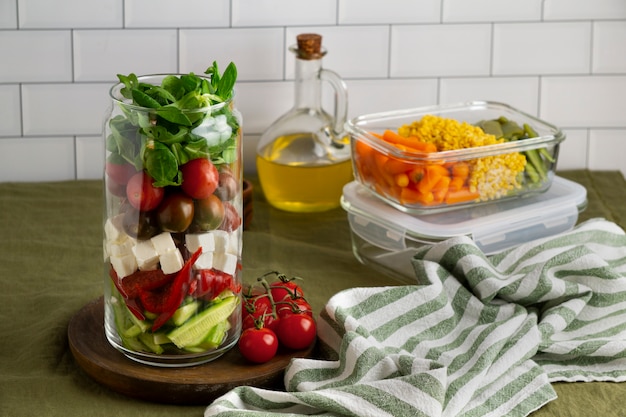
[68,297,315,405]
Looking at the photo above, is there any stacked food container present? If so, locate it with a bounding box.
[341,101,587,284]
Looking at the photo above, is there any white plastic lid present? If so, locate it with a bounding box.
[341,176,588,255]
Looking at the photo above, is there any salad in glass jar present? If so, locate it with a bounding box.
[102,62,243,366]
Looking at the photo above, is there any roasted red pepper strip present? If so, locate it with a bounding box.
[139,282,173,314]
[120,269,174,299]
[151,247,203,331]
[109,267,146,320]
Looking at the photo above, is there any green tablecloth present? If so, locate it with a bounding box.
[1,170,625,416]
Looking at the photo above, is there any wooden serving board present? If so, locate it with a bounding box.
[67,297,315,405]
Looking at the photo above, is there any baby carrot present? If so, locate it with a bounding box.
[400,186,434,205]
[408,166,425,184]
[394,173,410,188]
[432,175,451,204]
[449,176,465,192]
[451,161,470,181]
[383,157,412,175]
[445,187,480,205]
[417,164,449,194]
[381,130,437,153]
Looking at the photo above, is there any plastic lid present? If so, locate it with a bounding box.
[341,176,588,255]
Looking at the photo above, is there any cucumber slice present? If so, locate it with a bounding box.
[202,320,231,348]
[122,323,144,338]
[127,307,151,333]
[139,333,164,354]
[121,335,147,352]
[167,296,237,348]
[152,332,171,345]
[172,301,200,326]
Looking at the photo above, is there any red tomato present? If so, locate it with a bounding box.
[270,279,304,303]
[181,158,219,199]
[238,327,278,364]
[106,161,137,185]
[126,172,164,211]
[242,295,279,332]
[106,177,127,198]
[219,201,241,232]
[189,269,238,301]
[276,313,316,350]
[276,297,313,319]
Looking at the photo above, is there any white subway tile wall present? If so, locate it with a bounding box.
[1,0,625,182]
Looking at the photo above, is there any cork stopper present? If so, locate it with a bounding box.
[294,33,326,60]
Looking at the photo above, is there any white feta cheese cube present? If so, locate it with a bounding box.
[110,253,138,278]
[151,232,176,255]
[212,230,230,253]
[227,231,241,255]
[212,252,238,276]
[193,252,214,270]
[186,233,215,254]
[104,214,126,242]
[107,237,135,257]
[133,240,159,271]
[160,249,184,274]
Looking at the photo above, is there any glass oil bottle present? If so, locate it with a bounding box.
[256,33,353,212]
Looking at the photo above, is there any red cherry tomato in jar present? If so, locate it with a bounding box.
[106,177,127,198]
[181,158,219,199]
[276,313,316,350]
[106,160,137,185]
[238,327,278,364]
[126,172,164,211]
[219,201,242,232]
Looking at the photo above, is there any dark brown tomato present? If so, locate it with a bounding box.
[122,207,160,240]
[193,194,225,231]
[156,192,195,233]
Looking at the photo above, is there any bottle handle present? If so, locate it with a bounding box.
[320,68,349,147]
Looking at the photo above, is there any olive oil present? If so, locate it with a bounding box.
[257,133,353,212]
[256,34,352,212]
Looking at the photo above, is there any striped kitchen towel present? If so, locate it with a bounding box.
[205,218,626,417]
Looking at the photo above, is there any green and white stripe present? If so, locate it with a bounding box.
[205,219,626,417]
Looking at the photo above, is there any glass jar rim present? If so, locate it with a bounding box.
[108,73,233,113]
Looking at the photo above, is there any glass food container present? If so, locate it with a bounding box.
[346,101,565,214]
[102,68,243,367]
[256,33,353,212]
[341,176,587,284]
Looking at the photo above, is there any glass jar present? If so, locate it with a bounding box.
[256,33,353,212]
[102,72,243,367]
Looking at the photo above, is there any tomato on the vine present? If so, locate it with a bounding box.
[269,279,304,303]
[275,297,313,319]
[181,158,219,199]
[126,172,164,211]
[238,327,278,364]
[242,295,280,332]
[276,313,316,350]
[241,271,317,356]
